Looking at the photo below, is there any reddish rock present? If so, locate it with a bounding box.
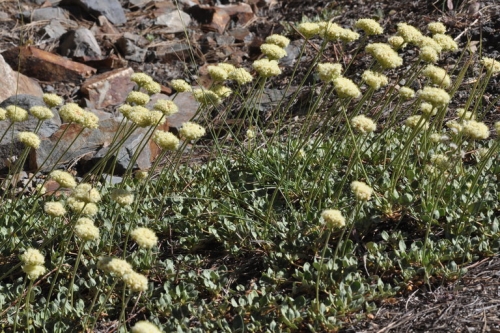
[147,92,199,131]
[0,54,43,101]
[81,67,135,108]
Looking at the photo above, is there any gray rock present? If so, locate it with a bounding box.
[40,19,67,40]
[154,42,191,62]
[116,36,147,63]
[155,10,191,33]
[0,55,44,102]
[59,28,102,58]
[21,7,68,22]
[147,92,199,130]
[60,0,127,25]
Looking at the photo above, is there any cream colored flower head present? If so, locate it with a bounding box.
[143,81,161,95]
[399,87,415,99]
[260,43,287,60]
[420,102,437,116]
[340,29,360,42]
[128,106,151,127]
[321,209,345,229]
[23,264,46,280]
[333,77,361,99]
[432,34,458,51]
[218,63,236,74]
[253,59,281,77]
[228,68,253,85]
[131,227,158,249]
[317,63,343,82]
[365,43,403,69]
[351,115,376,133]
[418,86,450,107]
[153,99,178,116]
[397,23,423,44]
[405,115,429,130]
[126,91,150,106]
[97,257,133,277]
[193,89,222,107]
[361,70,388,90]
[208,65,228,81]
[318,21,344,41]
[74,217,100,242]
[494,121,500,135]
[50,170,77,188]
[265,34,290,48]
[422,65,451,88]
[18,132,40,149]
[388,35,406,50]
[135,170,148,180]
[82,111,99,129]
[0,108,6,120]
[6,105,28,122]
[416,36,443,53]
[171,79,192,92]
[20,248,45,266]
[146,110,166,127]
[430,154,450,170]
[30,106,54,120]
[131,73,153,86]
[118,104,133,117]
[43,93,63,108]
[179,122,206,141]
[123,271,148,292]
[44,201,66,217]
[419,46,439,63]
[429,133,443,143]
[110,188,135,207]
[297,22,320,39]
[480,57,500,74]
[153,130,179,151]
[446,120,463,134]
[72,183,101,204]
[355,18,383,35]
[131,321,162,333]
[351,181,373,201]
[428,22,446,35]
[211,85,232,98]
[457,108,475,120]
[462,120,490,140]
[59,103,85,123]
[67,197,99,216]
[246,128,256,139]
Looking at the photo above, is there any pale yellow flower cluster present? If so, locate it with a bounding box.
[131,321,162,333]
[365,43,403,69]
[317,63,343,82]
[153,100,178,116]
[416,36,442,53]
[153,130,179,151]
[131,73,154,86]
[72,183,101,204]
[319,22,359,42]
[0,108,6,120]
[30,106,54,120]
[43,93,63,108]
[18,132,41,149]
[418,86,450,107]
[399,87,415,99]
[420,102,437,116]
[211,85,232,98]
[494,122,500,135]
[59,103,99,129]
[208,65,228,81]
[260,43,287,60]
[480,57,500,74]
[428,22,446,35]
[457,108,475,120]
[44,201,66,217]
[110,188,135,207]
[253,59,281,77]
[333,77,361,99]
[387,35,406,50]
[67,197,99,216]
[396,23,423,44]
[265,34,290,48]
[126,106,150,127]
[179,122,206,141]
[218,63,236,73]
[74,217,100,242]
[361,70,388,90]
[50,170,77,188]
[98,257,148,292]
[351,115,376,133]
[6,105,28,122]
[126,91,150,106]
[193,89,222,107]
[350,181,373,201]
[131,227,158,249]
[405,115,429,130]
[297,22,320,39]
[430,154,450,170]
[143,81,161,95]
[432,34,458,51]
[228,68,253,85]
[171,79,192,92]
[355,18,383,35]
[321,209,345,229]
[462,120,490,140]
[21,248,46,280]
[422,65,451,88]
[419,46,439,63]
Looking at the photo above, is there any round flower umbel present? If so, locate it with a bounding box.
[387,36,406,50]
[432,34,458,51]
[351,115,376,133]
[131,73,154,86]
[321,209,345,229]
[153,130,179,151]
[50,170,77,188]
[72,183,101,204]
[146,111,166,127]
[318,21,344,41]
[207,65,228,81]
[43,93,63,108]
[422,65,451,88]
[396,22,423,44]
[74,217,100,242]
[171,79,192,92]
[420,102,438,116]
[211,85,232,98]
[218,63,236,73]
[428,22,446,35]
[123,271,148,292]
[340,29,360,43]
[265,34,290,48]
[18,132,41,149]
[399,87,415,99]
[419,46,439,63]
[59,103,85,124]
[193,89,222,107]
[297,22,320,39]
[20,248,45,266]
[253,59,281,77]
[0,108,6,120]
[462,120,490,140]
[405,115,429,130]
[430,154,450,170]
[128,106,151,127]
[179,122,206,141]
[6,105,28,122]
[361,70,388,90]
[44,201,66,217]
[131,227,158,249]
[418,86,450,108]
[457,108,475,120]
[228,68,253,85]
[416,36,443,53]
[67,197,99,216]
[143,81,161,95]
[23,264,47,280]
[260,43,287,60]
[333,77,361,99]
[365,43,403,69]
[351,181,373,201]
[131,321,162,333]
[317,63,343,82]
[97,257,133,278]
[355,18,383,35]
[30,106,54,120]
[110,188,135,207]
[480,57,500,74]
[126,91,150,106]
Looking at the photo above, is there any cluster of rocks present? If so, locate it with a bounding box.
[0,0,282,183]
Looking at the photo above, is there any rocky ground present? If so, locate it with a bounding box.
[0,0,499,331]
